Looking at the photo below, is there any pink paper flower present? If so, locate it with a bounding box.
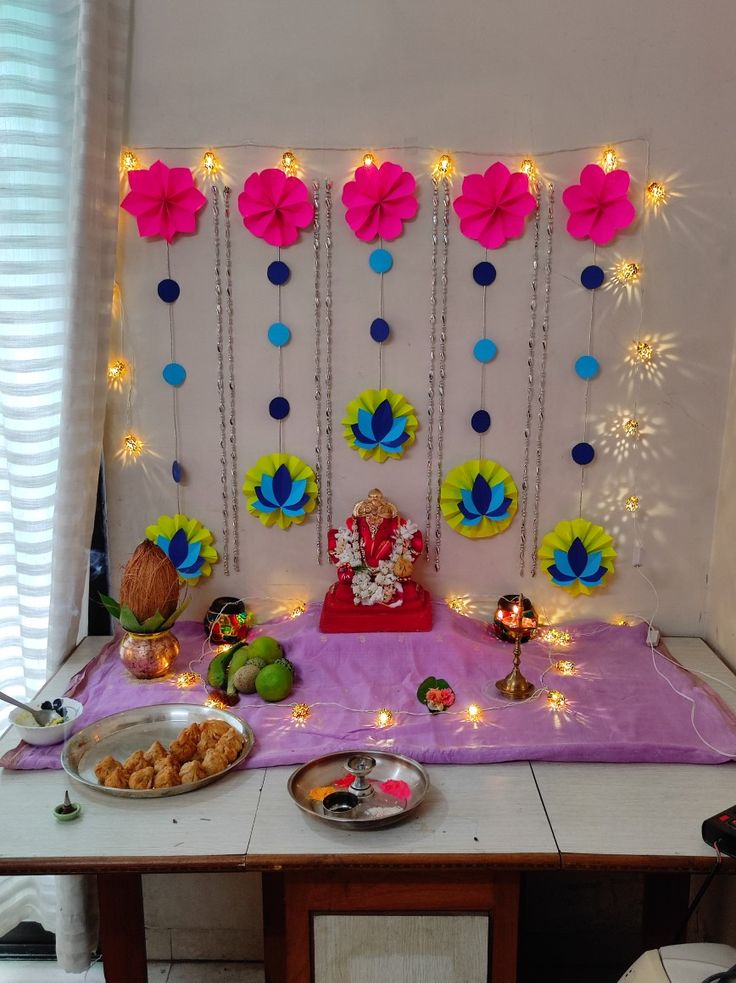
[238,168,314,248]
[562,164,636,245]
[453,162,536,249]
[379,779,411,801]
[121,160,207,244]
[342,161,418,242]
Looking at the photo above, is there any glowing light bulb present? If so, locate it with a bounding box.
[291,703,311,723]
[599,146,619,173]
[176,671,202,689]
[625,495,640,513]
[520,158,538,184]
[623,418,640,438]
[120,149,140,173]
[362,152,377,168]
[547,690,567,711]
[646,181,667,207]
[289,602,306,619]
[466,703,482,722]
[540,628,572,647]
[554,660,576,676]
[121,432,143,459]
[634,341,654,364]
[613,259,641,285]
[107,358,128,387]
[204,694,229,710]
[432,153,454,179]
[280,150,298,176]
[375,707,394,728]
[202,150,220,177]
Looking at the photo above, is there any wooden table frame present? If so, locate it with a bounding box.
[1,635,735,983]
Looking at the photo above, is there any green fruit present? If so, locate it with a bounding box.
[255,663,293,702]
[275,656,294,675]
[245,656,266,670]
[232,664,260,695]
[207,642,244,689]
[226,645,253,696]
[247,636,283,665]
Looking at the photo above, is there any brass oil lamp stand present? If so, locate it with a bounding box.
[495,595,536,701]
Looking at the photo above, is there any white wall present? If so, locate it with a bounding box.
[117,0,736,959]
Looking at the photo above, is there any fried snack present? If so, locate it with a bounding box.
[200,719,230,740]
[201,748,228,776]
[196,729,222,757]
[153,764,181,789]
[153,753,176,775]
[123,750,147,774]
[103,766,128,789]
[170,726,199,763]
[95,755,122,783]
[128,766,155,790]
[143,740,168,764]
[179,760,207,784]
[216,728,244,764]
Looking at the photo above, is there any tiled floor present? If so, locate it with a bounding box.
[0,961,265,982]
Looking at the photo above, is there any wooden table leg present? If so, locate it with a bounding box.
[262,871,286,983]
[642,872,691,949]
[97,872,147,983]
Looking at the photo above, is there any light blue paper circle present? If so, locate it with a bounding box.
[162,362,186,387]
[369,248,393,274]
[575,355,600,380]
[268,322,291,347]
[473,338,498,363]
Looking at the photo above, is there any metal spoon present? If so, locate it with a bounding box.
[0,690,59,727]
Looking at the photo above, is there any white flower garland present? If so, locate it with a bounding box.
[331,520,419,606]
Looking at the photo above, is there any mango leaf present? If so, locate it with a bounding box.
[119,605,144,633]
[99,593,121,621]
[161,597,189,631]
[139,612,166,633]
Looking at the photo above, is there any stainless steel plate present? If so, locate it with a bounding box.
[61,704,254,798]
[288,749,429,830]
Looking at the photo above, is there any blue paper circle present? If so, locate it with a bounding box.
[162,362,186,387]
[269,396,290,420]
[580,265,605,290]
[172,460,182,483]
[473,338,498,363]
[473,261,496,286]
[268,322,291,347]
[575,355,600,380]
[370,318,390,343]
[369,248,393,274]
[267,260,290,286]
[157,278,180,303]
[571,442,595,465]
[471,409,491,434]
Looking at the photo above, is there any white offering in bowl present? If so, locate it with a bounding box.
[10,698,84,746]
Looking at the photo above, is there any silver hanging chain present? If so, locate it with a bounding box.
[312,180,323,563]
[211,186,230,574]
[531,182,554,576]
[324,179,333,531]
[424,178,439,559]
[223,187,240,572]
[433,177,450,572]
[518,188,542,576]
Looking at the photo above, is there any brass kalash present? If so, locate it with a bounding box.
[493,594,538,700]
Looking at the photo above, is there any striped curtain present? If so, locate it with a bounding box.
[0,0,129,970]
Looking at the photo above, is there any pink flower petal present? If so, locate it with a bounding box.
[127,169,154,194]
[601,168,631,201]
[484,160,511,188]
[579,163,606,196]
[606,197,636,230]
[170,185,207,213]
[167,166,198,196]
[588,213,617,245]
[478,212,508,249]
[562,184,597,213]
[137,208,166,239]
[120,190,151,217]
[501,212,526,240]
[376,212,404,241]
[566,210,597,239]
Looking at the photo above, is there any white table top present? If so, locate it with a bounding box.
[2,634,735,873]
[531,637,736,868]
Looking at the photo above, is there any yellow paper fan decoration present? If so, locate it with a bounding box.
[242,452,317,530]
[145,514,218,585]
[440,459,518,538]
[343,388,418,462]
[538,518,616,597]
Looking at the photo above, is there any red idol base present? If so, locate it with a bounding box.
[319,583,433,633]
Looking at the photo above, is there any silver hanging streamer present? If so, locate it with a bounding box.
[312,181,323,563]
[518,188,542,576]
[211,187,230,575]
[223,187,240,573]
[433,178,450,572]
[531,182,554,576]
[324,180,333,532]
[424,179,439,559]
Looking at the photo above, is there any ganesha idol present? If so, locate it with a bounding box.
[320,489,433,633]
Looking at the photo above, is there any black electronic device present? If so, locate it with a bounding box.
[702,805,736,859]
